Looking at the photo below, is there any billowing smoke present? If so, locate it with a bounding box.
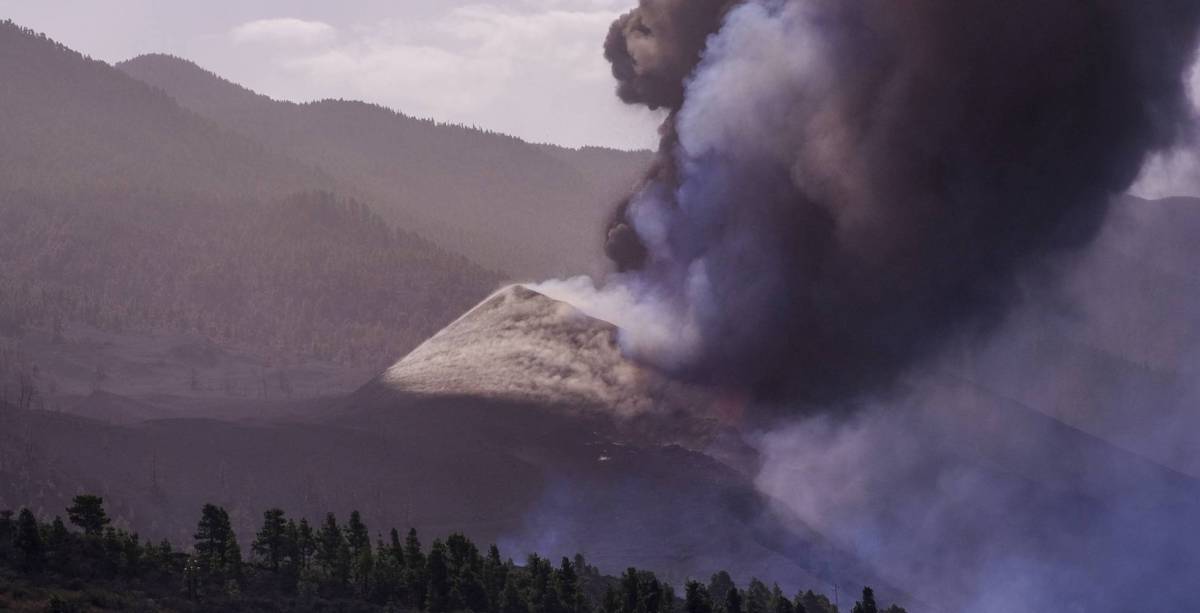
[1132,60,1200,198]
[602,0,1200,402]
[555,3,1200,610]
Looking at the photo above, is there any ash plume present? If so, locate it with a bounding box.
[604,0,739,110]
[602,0,1200,402]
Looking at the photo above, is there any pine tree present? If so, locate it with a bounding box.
[685,581,713,613]
[540,572,565,613]
[601,586,622,613]
[526,554,556,613]
[556,556,585,613]
[356,544,375,598]
[621,567,641,613]
[444,533,483,611]
[708,572,735,613]
[501,571,530,613]
[483,544,507,613]
[67,494,110,536]
[123,531,144,578]
[252,508,289,571]
[193,504,235,580]
[426,539,451,613]
[346,511,370,558]
[663,584,677,613]
[281,518,301,581]
[459,564,489,612]
[372,537,403,605]
[445,532,479,575]
[404,528,428,609]
[725,587,743,613]
[14,508,43,572]
[796,591,832,613]
[769,584,795,613]
[224,532,243,583]
[746,579,771,613]
[345,511,373,595]
[295,517,316,570]
[639,573,662,613]
[390,528,407,569]
[852,587,878,613]
[316,512,350,588]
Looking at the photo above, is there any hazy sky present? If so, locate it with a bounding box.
[0,0,663,149]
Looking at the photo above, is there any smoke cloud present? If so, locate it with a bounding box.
[748,197,1200,608]
[754,380,1200,612]
[602,0,1200,402]
[564,2,1200,610]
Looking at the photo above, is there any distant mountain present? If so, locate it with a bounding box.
[0,22,505,376]
[0,21,331,201]
[118,54,653,278]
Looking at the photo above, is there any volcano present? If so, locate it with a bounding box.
[379,285,701,419]
[341,284,889,595]
[373,284,726,449]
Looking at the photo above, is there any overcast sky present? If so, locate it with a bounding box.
[0,0,663,149]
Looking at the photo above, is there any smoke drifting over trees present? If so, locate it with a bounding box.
[603,0,1200,402]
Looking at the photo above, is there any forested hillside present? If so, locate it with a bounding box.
[0,389,895,604]
[0,19,647,387]
[0,20,505,388]
[0,189,501,367]
[118,54,652,278]
[0,495,901,613]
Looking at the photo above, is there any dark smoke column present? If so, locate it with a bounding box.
[603,0,1200,402]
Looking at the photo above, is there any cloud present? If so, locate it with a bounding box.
[230,18,336,47]
[284,5,618,113]
[249,3,659,147]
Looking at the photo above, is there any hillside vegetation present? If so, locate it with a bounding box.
[118,53,652,278]
[0,495,900,613]
[0,21,528,377]
[0,189,501,367]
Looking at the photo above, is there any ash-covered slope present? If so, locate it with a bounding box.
[378,285,712,422]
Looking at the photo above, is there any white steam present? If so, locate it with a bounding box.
[528,275,702,370]
[1130,55,1200,199]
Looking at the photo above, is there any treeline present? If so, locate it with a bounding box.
[0,496,907,613]
[0,189,501,367]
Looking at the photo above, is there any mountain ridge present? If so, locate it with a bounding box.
[117,53,653,278]
[0,21,333,201]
